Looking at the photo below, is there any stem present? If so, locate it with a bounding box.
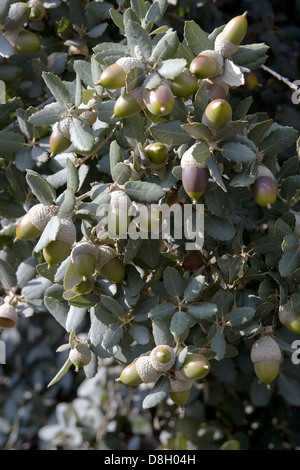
[260,64,298,91]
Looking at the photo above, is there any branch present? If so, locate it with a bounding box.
[260,64,298,91]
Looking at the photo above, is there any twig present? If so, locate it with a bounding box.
[260,64,298,91]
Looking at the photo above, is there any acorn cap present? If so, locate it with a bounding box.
[95,245,118,271]
[110,190,132,210]
[169,373,193,392]
[0,303,18,328]
[28,203,52,232]
[69,341,91,370]
[135,355,161,383]
[181,145,208,169]
[150,345,176,372]
[250,335,282,363]
[56,218,77,245]
[256,165,275,181]
[278,301,295,325]
[214,33,239,59]
[55,117,70,139]
[71,240,98,263]
[116,57,145,73]
[198,50,224,77]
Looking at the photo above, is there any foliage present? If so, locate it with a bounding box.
[0,0,300,451]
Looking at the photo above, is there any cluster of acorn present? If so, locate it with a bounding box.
[3,1,44,55]
[119,345,211,407]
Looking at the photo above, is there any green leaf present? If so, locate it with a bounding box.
[42,72,71,108]
[206,154,227,192]
[123,113,146,145]
[0,131,25,154]
[215,121,248,143]
[228,307,256,327]
[109,8,125,30]
[191,141,211,164]
[148,302,176,320]
[184,275,205,302]
[25,170,56,206]
[143,375,170,409]
[124,238,142,264]
[193,83,209,123]
[181,122,212,141]
[69,118,94,153]
[158,58,187,80]
[233,43,269,69]
[123,264,144,297]
[205,214,235,241]
[66,158,79,194]
[102,324,124,349]
[100,294,124,318]
[124,180,165,203]
[63,260,82,291]
[222,141,256,163]
[211,331,226,361]
[152,318,173,346]
[0,259,17,290]
[259,125,298,156]
[34,216,61,253]
[129,323,150,345]
[183,20,213,55]
[125,19,152,59]
[279,251,300,278]
[248,119,273,146]
[47,357,72,388]
[16,256,37,289]
[130,0,147,18]
[163,266,184,298]
[0,198,24,218]
[73,59,94,88]
[150,120,190,146]
[28,102,66,126]
[170,310,189,339]
[277,375,300,406]
[278,156,299,180]
[151,31,179,62]
[188,302,218,319]
[145,0,168,25]
[44,295,69,329]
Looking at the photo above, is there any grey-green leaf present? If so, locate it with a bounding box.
[142,375,170,409]
[163,266,184,298]
[25,169,56,206]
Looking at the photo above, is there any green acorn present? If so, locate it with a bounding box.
[43,217,76,266]
[202,98,232,130]
[96,245,125,284]
[15,203,52,241]
[119,362,143,386]
[170,72,199,98]
[250,335,281,388]
[113,92,141,119]
[181,145,209,202]
[145,142,168,166]
[169,372,193,407]
[71,240,98,278]
[180,353,211,380]
[97,63,126,89]
[250,165,277,207]
[72,277,95,295]
[240,70,259,90]
[189,50,223,79]
[0,303,18,329]
[149,345,176,372]
[214,12,248,58]
[15,29,41,54]
[49,118,71,155]
[28,0,46,20]
[278,301,300,335]
[69,341,91,372]
[143,84,174,117]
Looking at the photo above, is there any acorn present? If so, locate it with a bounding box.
[113,92,141,118]
[15,203,52,241]
[214,12,248,58]
[181,146,209,202]
[145,142,168,166]
[143,84,174,117]
[136,355,161,383]
[49,119,71,156]
[250,335,282,388]
[97,63,126,89]
[96,245,125,283]
[170,72,199,98]
[72,277,95,295]
[119,362,143,386]
[250,165,277,207]
[278,301,300,335]
[179,353,211,380]
[107,190,131,238]
[149,345,176,372]
[202,98,232,130]
[239,70,259,90]
[71,240,98,278]
[204,77,229,100]
[0,303,18,329]
[69,341,91,372]
[28,0,46,20]
[15,29,41,54]
[43,217,76,266]
[189,50,223,79]
[169,372,193,406]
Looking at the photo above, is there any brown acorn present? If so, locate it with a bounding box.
[250,165,277,207]
[181,146,209,202]
[143,84,174,117]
